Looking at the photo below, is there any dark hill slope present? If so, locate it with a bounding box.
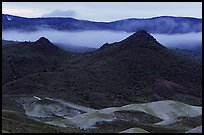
[2,37,73,85]
[2,31,202,108]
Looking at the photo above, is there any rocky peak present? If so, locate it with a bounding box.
[35,37,53,46]
[34,37,59,51]
[119,30,165,50]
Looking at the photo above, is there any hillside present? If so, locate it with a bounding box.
[2,37,72,85]
[2,30,202,109]
[172,47,202,60]
[2,30,202,133]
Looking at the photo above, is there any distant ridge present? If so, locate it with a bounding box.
[2,14,202,34]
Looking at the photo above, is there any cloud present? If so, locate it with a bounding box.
[2,8,43,18]
[2,2,202,21]
[42,10,76,17]
[152,32,202,49]
[2,29,202,50]
[2,30,130,48]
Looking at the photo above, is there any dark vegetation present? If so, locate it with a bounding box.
[2,30,202,110]
[172,47,202,60]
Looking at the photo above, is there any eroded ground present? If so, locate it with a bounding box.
[2,95,202,133]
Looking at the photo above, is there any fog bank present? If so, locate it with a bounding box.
[2,29,202,49]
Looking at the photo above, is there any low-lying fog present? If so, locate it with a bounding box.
[2,30,202,50]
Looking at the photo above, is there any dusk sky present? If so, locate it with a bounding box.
[2,2,202,22]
